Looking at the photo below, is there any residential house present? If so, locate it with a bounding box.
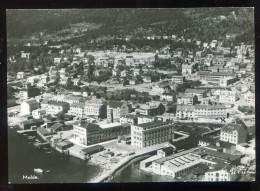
[185,88,207,101]
[182,64,194,75]
[177,94,197,105]
[219,91,238,103]
[17,72,24,79]
[137,102,165,116]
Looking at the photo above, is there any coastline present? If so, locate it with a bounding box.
[88,154,151,183]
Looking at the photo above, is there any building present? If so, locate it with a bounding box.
[185,88,207,101]
[138,102,165,116]
[171,75,184,84]
[204,164,236,181]
[120,115,138,125]
[152,153,201,178]
[32,109,46,119]
[137,115,155,124]
[20,100,40,115]
[177,94,197,105]
[219,91,238,103]
[160,93,176,102]
[176,104,227,120]
[20,118,44,130]
[219,77,238,87]
[182,64,194,75]
[42,100,70,115]
[17,72,24,79]
[68,102,85,118]
[151,85,170,95]
[73,121,130,146]
[157,147,175,157]
[63,95,84,105]
[220,123,248,145]
[129,79,136,85]
[243,91,255,104]
[131,121,175,148]
[107,101,129,123]
[143,76,152,83]
[21,52,30,59]
[84,102,107,119]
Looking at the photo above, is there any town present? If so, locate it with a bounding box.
[7,9,255,182]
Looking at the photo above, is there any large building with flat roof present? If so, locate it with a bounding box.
[152,153,201,178]
[131,121,175,148]
[73,121,130,146]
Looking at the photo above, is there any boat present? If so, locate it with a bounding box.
[28,136,35,140]
[46,151,52,154]
[45,170,51,173]
[34,168,44,173]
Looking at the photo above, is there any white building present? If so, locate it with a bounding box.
[219,91,238,103]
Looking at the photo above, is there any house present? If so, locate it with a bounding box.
[160,93,175,102]
[185,88,207,101]
[133,68,140,76]
[63,95,84,105]
[171,75,184,84]
[80,145,105,159]
[107,101,129,123]
[177,93,197,105]
[112,69,119,76]
[220,122,248,145]
[49,122,66,132]
[54,57,62,63]
[243,91,255,104]
[182,64,194,75]
[219,91,238,103]
[120,70,127,77]
[137,102,165,116]
[73,78,81,86]
[17,72,24,79]
[68,102,85,118]
[21,100,40,115]
[151,85,170,95]
[129,79,136,85]
[143,76,152,83]
[21,52,30,59]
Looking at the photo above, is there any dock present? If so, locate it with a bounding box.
[17,129,37,134]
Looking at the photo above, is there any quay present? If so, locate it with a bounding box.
[88,142,171,183]
[17,129,37,135]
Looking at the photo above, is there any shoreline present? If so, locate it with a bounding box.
[88,154,151,183]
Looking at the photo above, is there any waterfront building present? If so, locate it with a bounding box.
[21,100,40,115]
[73,121,130,146]
[20,118,45,130]
[151,153,201,178]
[131,121,175,148]
[107,101,129,123]
[220,123,248,145]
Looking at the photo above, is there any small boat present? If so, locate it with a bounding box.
[35,139,40,142]
[46,151,52,154]
[34,168,44,173]
[28,136,35,140]
[45,170,51,173]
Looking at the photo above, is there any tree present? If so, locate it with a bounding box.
[56,112,64,121]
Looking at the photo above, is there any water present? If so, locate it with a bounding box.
[109,161,175,183]
[8,128,101,183]
[8,128,175,183]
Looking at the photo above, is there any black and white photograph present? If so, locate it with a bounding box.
[6,8,255,183]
